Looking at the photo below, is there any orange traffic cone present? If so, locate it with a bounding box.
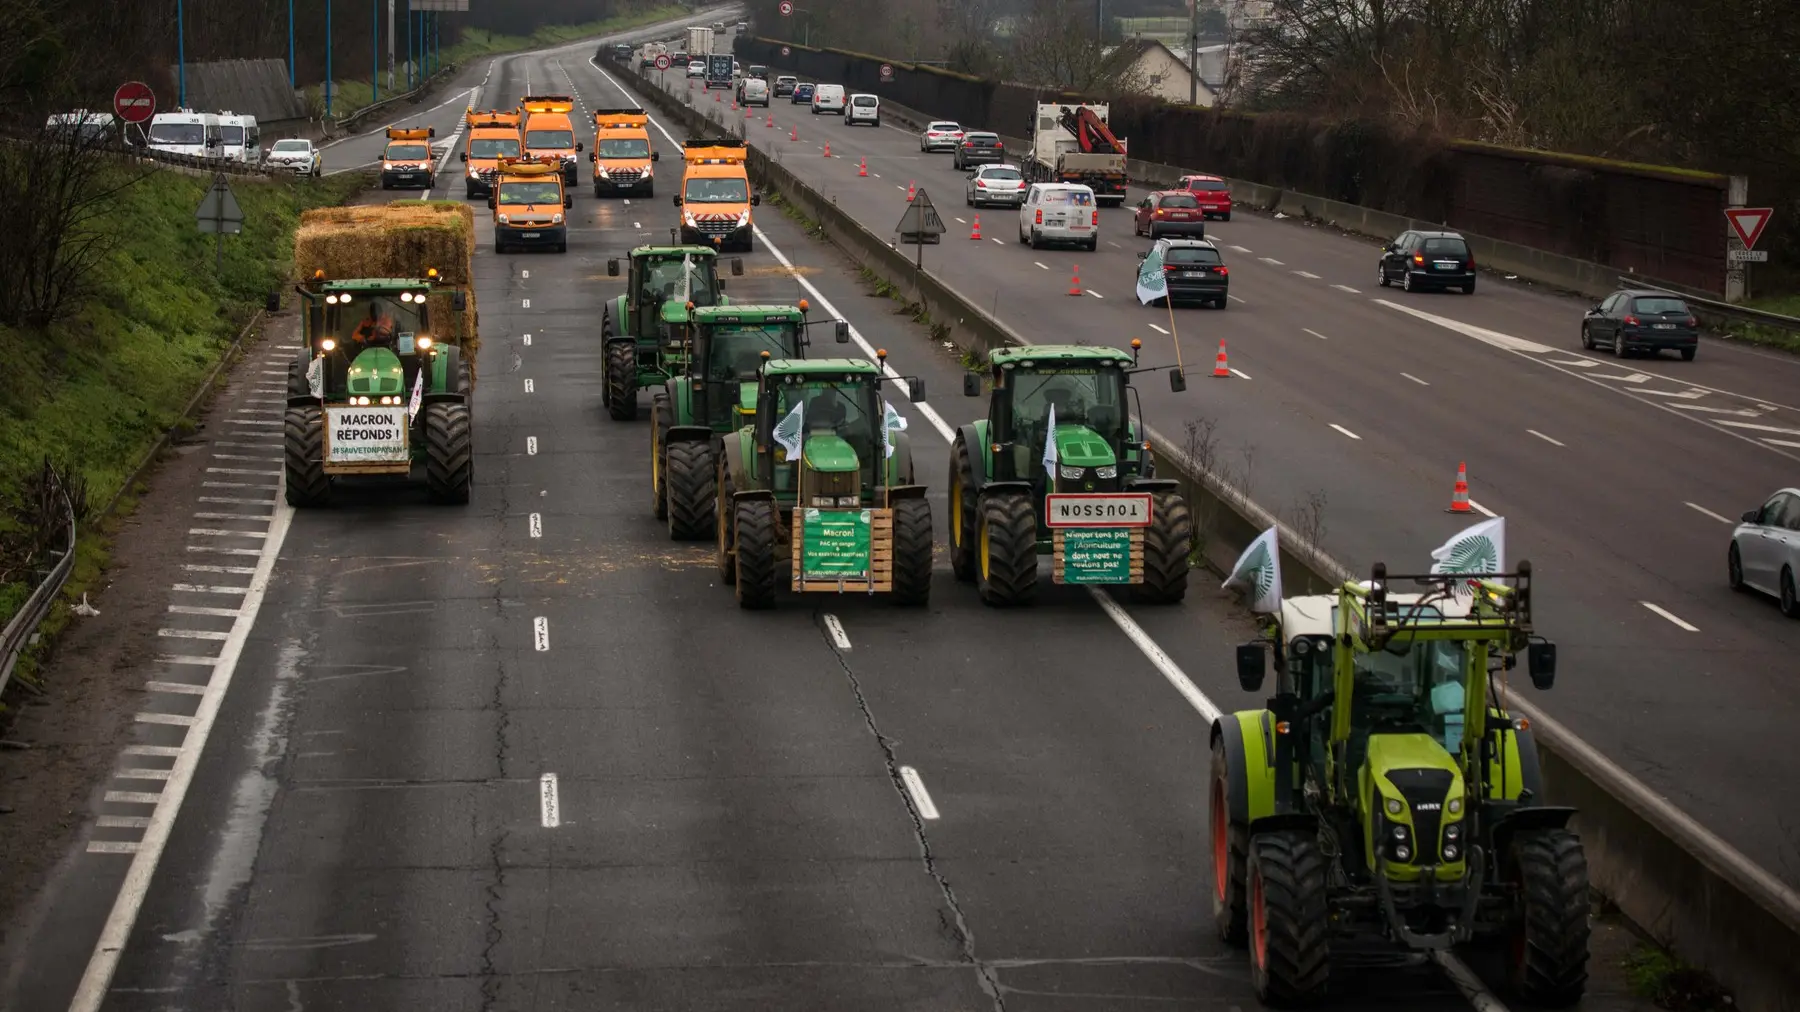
[1212,340,1230,377]
[714,90,721,103]
[766,113,774,127]
[822,141,831,157]
[730,99,738,111]
[1447,462,1473,513]
[858,156,867,177]
[1068,264,1083,296]
[790,125,798,141]
[969,214,982,240]
[906,180,916,201]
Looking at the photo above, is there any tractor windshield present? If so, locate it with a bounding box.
[1352,635,1469,753]
[707,323,800,381]
[1009,365,1127,450]
[325,295,426,348]
[638,257,718,307]
[777,379,878,475]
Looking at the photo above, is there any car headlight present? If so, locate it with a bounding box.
[641,166,652,177]
[497,213,510,224]
[1058,465,1084,480]
[596,165,609,177]
[469,168,481,178]
[683,211,697,225]
[552,213,564,224]
[736,211,751,226]
[1095,465,1117,478]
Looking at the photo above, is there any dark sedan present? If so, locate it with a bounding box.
[952,131,1005,169]
[1141,238,1229,308]
[1582,289,1701,360]
[790,82,815,105]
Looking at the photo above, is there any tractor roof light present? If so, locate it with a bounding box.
[798,299,809,312]
[427,267,440,280]
[320,338,337,351]
[325,294,339,304]
[417,335,433,350]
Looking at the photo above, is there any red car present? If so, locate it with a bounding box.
[1134,190,1207,239]
[1177,174,1233,220]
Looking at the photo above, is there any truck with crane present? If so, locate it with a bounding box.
[1025,103,1130,207]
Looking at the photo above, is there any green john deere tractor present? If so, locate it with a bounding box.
[650,302,851,539]
[716,355,932,609]
[600,243,744,421]
[950,343,1191,606]
[273,276,474,507]
[1217,562,1588,1007]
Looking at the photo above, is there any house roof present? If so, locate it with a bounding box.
[1098,38,1219,97]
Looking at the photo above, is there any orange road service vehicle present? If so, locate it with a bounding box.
[488,156,571,254]
[459,108,522,200]
[590,107,657,199]
[673,138,758,253]
[380,126,436,190]
[520,95,582,185]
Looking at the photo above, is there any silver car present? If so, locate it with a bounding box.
[1730,487,1800,615]
[919,121,964,152]
[965,163,1025,208]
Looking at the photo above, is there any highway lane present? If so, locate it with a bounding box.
[643,63,1800,884]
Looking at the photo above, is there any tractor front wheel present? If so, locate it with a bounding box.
[976,491,1038,607]
[948,437,978,582]
[283,405,330,507]
[1506,829,1591,1007]
[890,497,933,606]
[734,498,779,609]
[1247,830,1331,1006]
[605,340,638,421]
[1133,491,1193,604]
[1210,735,1249,946]
[650,394,671,520]
[715,451,738,584]
[424,401,474,504]
[665,439,717,541]
[286,356,310,398]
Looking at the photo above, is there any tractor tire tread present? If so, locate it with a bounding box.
[650,394,671,520]
[1132,491,1192,603]
[1509,829,1591,1007]
[1211,736,1249,946]
[664,439,716,541]
[949,438,978,582]
[890,497,933,606]
[605,339,638,420]
[1249,830,1332,1006]
[716,452,738,584]
[282,405,330,507]
[424,401,473,504]
[977,492,1038,606]
[734,499,779,608]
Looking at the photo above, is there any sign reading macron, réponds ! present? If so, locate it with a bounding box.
[326,406,410,463]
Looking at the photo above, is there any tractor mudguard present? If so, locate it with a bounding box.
[1212,711,1279,827]
[955,423,993,483]
[431,345,461,394]
[606,294,627,334]
[732,488,776,503]
[420,391,465,406]
[882,484,929,501]
[1487,712,1546,804]
[1123,476,1180,493]
[666,424,712,444]
[1490,805,1577,859]
[887,430,916,486]
[1249,811,1320,837]
[721,428,753,489]
[979,479,1033,496]
[286,393,320,408]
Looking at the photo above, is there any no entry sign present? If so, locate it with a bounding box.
[113,81,156,124]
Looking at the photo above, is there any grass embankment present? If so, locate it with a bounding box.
[0,166,364,675]
[308,4,689,120]
[1723,291,1800,355]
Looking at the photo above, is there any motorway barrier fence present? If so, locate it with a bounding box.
[623,58,1800,1011]
[0,467,76,701]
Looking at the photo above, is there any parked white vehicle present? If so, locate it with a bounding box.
[216,112,261,163]
[44,110,119,144]
[1018,182,1098,251]
[687,59,707,78]
[845,93,880,127]
[740,77,770,107]
[146,110,222,159]
[810,83,846,115]
[264,137,322,176]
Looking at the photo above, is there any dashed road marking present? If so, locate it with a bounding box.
[1331,284,1360,294]
[1330,424,1361,440]
[1087,290,1103,299]
[1228,244,1251,253]
[527,436,538,454]
[539,772,561,828]
[1527,429,1565,447]
[524,378,535,393]
[823,614,851,651]
[1304,328,1328,340]
[523,333,532,346]
[189,528,269,539]
[1259,257,1284,266]
[145,681,207,696]
[1685,502,1732,524]
[1468,500,1497,518]
[534,616,550,651]
[1642,602,1699,632]
[529,513,543,538]
[1033,262,1048,270]
[1147,324,1168,335]
[1293,270,1319,279]
[1229,368,1251,380]
[898,766,939,820]
[1401,372,1430,386]
[523,298,531,309]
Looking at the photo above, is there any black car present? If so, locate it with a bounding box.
[1582,289,1701,360]
[1377,230,1476,294]
[1140,238,1229,308]
[773,75,797,97]
[605,44,631,61]
[747,65,769,80]
[790,82,815,105]
[672,51,688,66]
[952,131,1005,169]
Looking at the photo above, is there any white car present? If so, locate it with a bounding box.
[920,121,964,152]
[1019,182,1098,251]
[264,137,322,176]
[845,93,880,127]
[687,60,706,78]
[811,83,846,115]
[965,163,1025,208]
[1729,487,1800,616]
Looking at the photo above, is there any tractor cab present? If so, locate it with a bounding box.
[287,270,468,408]
[601,244,744,420]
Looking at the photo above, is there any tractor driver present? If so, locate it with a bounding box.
[352,300,398,346]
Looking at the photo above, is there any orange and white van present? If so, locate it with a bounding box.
[590,107,657,198]
[520,95,582,185]
[673,139,758,253]
[459,108,521,200]
[381,126,436,189]
[489,156,571,254]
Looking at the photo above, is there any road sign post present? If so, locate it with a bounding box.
[1725,202,1772,302]
[196,173,245,271]
[879,63,894,82]
[778,1,793,14]
[895,189,946,269]
[113,82,156,134]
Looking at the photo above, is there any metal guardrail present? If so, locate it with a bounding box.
[1623,276,1800,334]
[124,145,291,179]
[0,469,76,701]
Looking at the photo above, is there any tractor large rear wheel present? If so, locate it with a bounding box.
[424,401,473,504]
[1247,830,1331,1006]
[734,499,779,609]
[976,491,1038,607]
[1210,735,1249,946]
[650,394,671,520]
[605,340,638,421]
[665,439,716,541]
[1506,829,1590,1007]
[948,437,978,582]
[283,405,330,507]
[1133,491,1193,604]
[890,497,933,606]
[715,453,738,585]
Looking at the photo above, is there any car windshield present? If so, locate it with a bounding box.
[498,181,561,204]
[148,122,204,144]
[853,96,876,106]
[929,123,960,132]
[1185,178,1227,191]
[708,323,801,380]
[525,129,573,149]
[1010,366,1127,449]
[1159,194,1199,208]
[1422,237,1469,256]
[1165,246,1223,264]
[1040,190,1093,205]
[639,257,718,306]
[1351,633,1470,753]
[981,168,1022,181]
[386,143,429,160]
[967,134,999,144]
[1632,297,1689,314]
[221,126,245,144]
[685,177,748,202]
[327,297,426,347]
[598,138,651,157]
[469,137,520,158]
[272,140,310,152]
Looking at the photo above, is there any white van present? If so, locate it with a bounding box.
[845,93,880,127]
[1019,182,1098,250]
[146,110,222,159]
[810,83,846,115]
[44,110,119,145]
[740,77,770,107]
[216,112,261,163]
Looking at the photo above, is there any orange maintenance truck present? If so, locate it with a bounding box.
[589,107,657,199]
[459,108,521,200]
[380,126,436,190]
[520,95,582,186]
[488,156,571,254]
[673,139,758,253]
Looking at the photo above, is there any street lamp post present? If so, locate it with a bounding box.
[405,2,412,89]
[326,0,334,119]
[372,0,379,102]
[177,0,186,108]
[288,0,296,88]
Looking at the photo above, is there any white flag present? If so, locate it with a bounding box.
[1136,242,1168,305]
[1430,516,1505,584]
[407,369,424,420]
[881,399,907,458]
[678,253,693,305]
[305,356,324,398]
[772,398,804,459]
[1223,525,1283,613]
[1041,402,1058,472]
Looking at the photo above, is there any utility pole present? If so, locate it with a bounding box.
[405,2,412,89]
[177,0,186,108]
[372,0,379,102]
[1188,0,1198,105]
[326,0,334,119]
[288,0,296,88]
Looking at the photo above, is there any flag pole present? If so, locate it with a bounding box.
[1165,297,1184,375]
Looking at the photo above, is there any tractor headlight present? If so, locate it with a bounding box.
[837,495,859,506]
[1394,845,1411,861]
[400,291,415,303]
[416,335,433,350]
[1386,797,1404,816]
[1444,823,1461,840]
[1095,465,1117,479]
[325,294,339,304]
[1447,797,1463,816]
[320,338,337,352]
[1443,843,1459,861]
[1059,465,1084,480]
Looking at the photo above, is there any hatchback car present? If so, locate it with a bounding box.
[264,137,321,176]
[1176,174,1233,220]
[748,65,769,80]
[966,163,1026,208]
[1378,230,1476,293]
[774,75,798,97]
[1729,487,1800,616]
[1019,183,1098,250]
[1581,289,1700,360]
[1134,191,1206,239]
[687,60,706,79]
[811,83,846,114]
[1139,238,1229,308]
[790,82,815,105]
[845,93,880,126]
[953,132,1004,169]
[920,121,964,152]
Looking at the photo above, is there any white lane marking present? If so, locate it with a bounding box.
[534,616,550,651]
[155,655,219,667]
[527,436,539,455]
[1330,424,1361,440]
[189,528,268,539]
[1715,419,1800,437]
[183,564,255,575]
[523,298,531,309]
[1766,438,1800,449]
[145,681,207,696]
[524,378,535,393]
[1642,601,1699,632]
[529,513,543,538]
[539,773,561,828]
[202,482,276,490]
[1229,368,1251,380]
[116,768,175,781]
[1526,429,1565,447]
[1293,270,1319,279]
[1670,403,1765,417]
[1033,261,1048,270]
[1228,294,1246,304]
[1401,372,1430,386]
[1227,245,1251,253]
[1086,290,1103,299]
[1304,328,1328,340]
[522,270,530,280]
[96,816,151,829]
[898,766,940,820]
[1331,284,1361,294]
[133,712,196,728]
[953,216,965,224]
[523,333,532,346]
[86,841,141,855]
[1685,502,1733,524]
[168,605,242,618]
[192,511,270,520]
[186,546,263,557]
[1107,241,1121,248]
[990,237,1003,245]
[1375,299,1557,355]
[172,584,248,595]
[1259,257,1284,266]
[1147,324,1169,335]
[822,614,851,651]
[1469,500,1497,518]
[425,128,462,198]
[104,790,164,805]
[157,628,228,641]
[1431,950,1513,1012]
[122,745,183,757]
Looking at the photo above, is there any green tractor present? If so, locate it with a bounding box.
[600,243,744,421]
[272,275,474,507]
[1217,562,1588,1007]
[716,355,933,609]
[650,301,852,540]
[949,343,1192,606]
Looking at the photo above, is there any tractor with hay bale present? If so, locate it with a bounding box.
[600,243,744,421]
[272,202,478,507]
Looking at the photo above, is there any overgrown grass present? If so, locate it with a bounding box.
[1720,291,1800,355]
[1622,945,1734,1011]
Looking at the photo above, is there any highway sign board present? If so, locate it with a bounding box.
[1728,248,1769,263]
[779,1,793,14]
[896,190,945,236]
[1726,207,1772,249]
[879,63,894,81]
[113,81,155,124]
[654,54,672,70]
[195,174,243,234]
[1046,493,1153,527]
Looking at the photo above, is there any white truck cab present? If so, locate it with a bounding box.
[146,110,222,159]
[216,112,261,163]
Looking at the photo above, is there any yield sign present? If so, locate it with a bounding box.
[1725,207,1772,249]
